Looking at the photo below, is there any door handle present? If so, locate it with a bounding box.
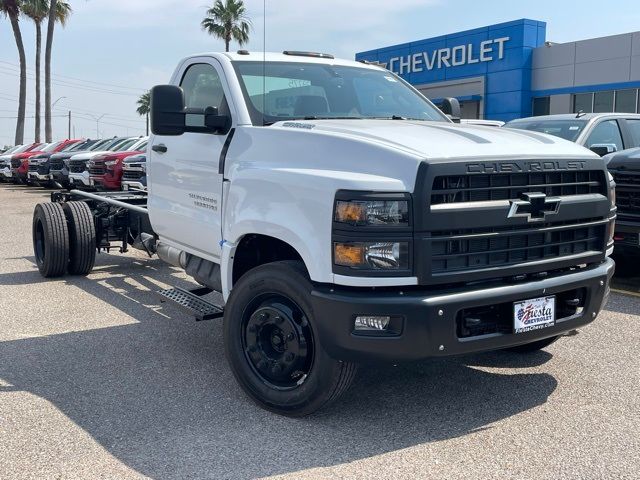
[152,144,167,153]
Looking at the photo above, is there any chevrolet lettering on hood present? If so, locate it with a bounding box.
[466,160,587,174]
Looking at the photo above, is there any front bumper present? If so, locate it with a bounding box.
[68,171,93,188]
[311,258,615,363]
[121,180,146,191]
[28,171,51,182]
[0,167,11,179]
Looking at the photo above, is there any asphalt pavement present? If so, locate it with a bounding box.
[0,183,638,480]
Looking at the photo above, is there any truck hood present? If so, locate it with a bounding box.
[273,119,596,159]
[69,151,112,161]
[606,148,640,172]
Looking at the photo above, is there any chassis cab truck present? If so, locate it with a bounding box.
[32,51,616,416]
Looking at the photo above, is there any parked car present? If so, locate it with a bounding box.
[604,148,640,257]
[0,144,27,182]
[49,138,117,188]
[504,113,640,156]
[12,140,80,184]
[90,137,148,190]
[28,139,96,187]
[120,154,147,191]
[67,137,143,189]
[4,143,44,183]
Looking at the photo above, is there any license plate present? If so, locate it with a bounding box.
[513,296,555,333]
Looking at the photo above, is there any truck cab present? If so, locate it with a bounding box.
[33,51,616,416]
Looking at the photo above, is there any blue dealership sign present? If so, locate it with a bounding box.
[356,19,547,121]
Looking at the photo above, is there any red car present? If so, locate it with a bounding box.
[12,140,81,184]
[89,138,148,190]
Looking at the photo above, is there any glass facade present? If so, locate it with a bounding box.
[572,89,640,114]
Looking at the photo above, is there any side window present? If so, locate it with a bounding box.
[180,63,227,113]
[585,120,624,151]
[624,119,640,147]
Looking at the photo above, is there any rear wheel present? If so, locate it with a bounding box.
[224,261,357,416]
[506,336,558,353]
[62,201,96,275]
[32,203,69,277]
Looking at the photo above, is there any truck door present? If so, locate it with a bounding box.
[149,59,234,260]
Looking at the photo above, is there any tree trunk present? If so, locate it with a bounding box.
[8,10,26,145]
[225,35,230,52]
[45,0,58,142]
[35,22,42,143]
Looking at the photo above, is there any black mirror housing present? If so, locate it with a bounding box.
[589,143,617,157]
[440,97,461,123]
[151,85,186,136]
[151,85,231,136]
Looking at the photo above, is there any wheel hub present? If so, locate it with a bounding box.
[243,300,313,389]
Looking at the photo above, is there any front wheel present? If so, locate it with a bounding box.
[223,261,357,416]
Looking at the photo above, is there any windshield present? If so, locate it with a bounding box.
[232,61,449,125]
[113,139,137,151]
[89,138,114,151]
[42,141,63,152]
[506,119,588,142]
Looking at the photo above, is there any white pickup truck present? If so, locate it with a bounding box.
[32,51,616,416]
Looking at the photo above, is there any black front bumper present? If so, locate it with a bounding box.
[312,258,615,363]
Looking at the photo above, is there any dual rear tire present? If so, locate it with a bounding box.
[32,201,96,277]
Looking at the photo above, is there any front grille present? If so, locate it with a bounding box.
[90,166,105,176]
[37,164,49,175]
[69,162,86,174]
[611,171,640,217]
[50,159,64,171]
[28,163,38,172]
[431,220,606,275]
[11,159,21,169]
[123,169,143,180]
[432,171,606,205]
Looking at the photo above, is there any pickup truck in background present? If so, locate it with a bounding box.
[90,140,148,190]
[1,143,43,182]
[28,139,98,187]
[67,137,145,189]
[120,153,147,191]
[12,140,79,184]
[49,138,120,188]
[31,51,616,416]
[605,148,640,258]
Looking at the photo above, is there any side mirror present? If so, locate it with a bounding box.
[151,85,231,136]
[151,85,186,136]
[590,143,618,157]
[440,97,461,123]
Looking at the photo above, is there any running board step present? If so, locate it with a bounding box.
[158,286,224,321]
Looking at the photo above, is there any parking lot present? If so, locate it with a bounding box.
[0,183,638,480]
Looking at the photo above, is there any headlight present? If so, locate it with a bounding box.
[63,159,71,166]
[105,160,117,168]
[335,200,409,226]
[334,241,409,270]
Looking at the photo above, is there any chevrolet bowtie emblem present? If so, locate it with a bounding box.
[508,192,561,222]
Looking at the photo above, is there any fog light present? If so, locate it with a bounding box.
[354,315,391,331]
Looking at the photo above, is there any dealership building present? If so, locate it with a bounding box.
[356,19,640,122]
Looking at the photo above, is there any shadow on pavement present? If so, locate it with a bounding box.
[0,256,558,479]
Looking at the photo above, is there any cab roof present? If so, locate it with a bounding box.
[508,113,640,123]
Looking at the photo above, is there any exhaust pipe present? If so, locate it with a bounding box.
[156,243,188,268]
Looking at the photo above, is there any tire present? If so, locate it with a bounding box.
[223,260,357,416]
[62,201,96,275]
[506,336,558,353]
[32,203,69,278]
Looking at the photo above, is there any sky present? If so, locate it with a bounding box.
[1,0,640,146]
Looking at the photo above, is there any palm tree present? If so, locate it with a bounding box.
[44,0,71,142]
[201,0,251,53]
[23,0,70,142]
[1,0,27,144]
[136,91,150,136]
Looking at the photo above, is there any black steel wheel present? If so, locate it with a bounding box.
[224,261,357,416]
[32,202,69,278]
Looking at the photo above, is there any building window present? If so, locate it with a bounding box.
[593,91,614,113]
[615,89,637,113]
[573,93,593,113]
[532,97,550,116]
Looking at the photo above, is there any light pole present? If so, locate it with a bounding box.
[52,97,67,139]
